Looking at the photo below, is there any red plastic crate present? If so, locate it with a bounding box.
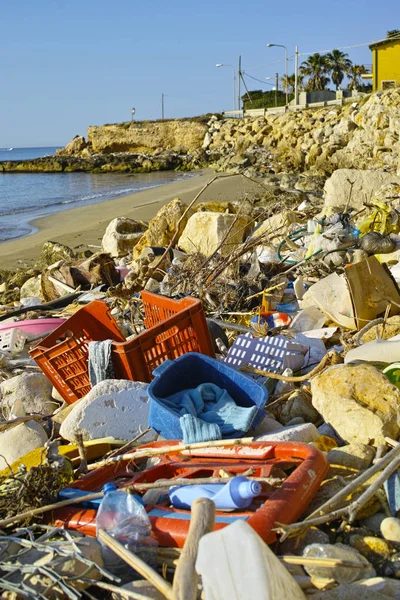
[30,301,126,405]
[31,293,215,404]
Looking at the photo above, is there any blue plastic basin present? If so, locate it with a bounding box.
[148,353,268,440]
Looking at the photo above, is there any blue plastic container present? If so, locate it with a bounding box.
[148,353,268,439]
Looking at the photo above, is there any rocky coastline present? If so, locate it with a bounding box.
[0,149,203,173]
[1,88,400,177]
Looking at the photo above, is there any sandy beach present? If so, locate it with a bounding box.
[0,169,263,270]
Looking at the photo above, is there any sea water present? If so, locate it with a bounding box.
[0,147,195,243]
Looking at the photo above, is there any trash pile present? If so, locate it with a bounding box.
[3,172,400,598]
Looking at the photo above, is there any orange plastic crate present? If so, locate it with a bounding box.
[31,293,215,404]
[30,301,126,405]
[112,292,215,382]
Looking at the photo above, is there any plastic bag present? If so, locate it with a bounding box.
[360,231,396,255]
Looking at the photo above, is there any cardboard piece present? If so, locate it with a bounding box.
[345,256,400,330]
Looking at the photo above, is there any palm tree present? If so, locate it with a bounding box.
[347,64,367,90]
[300,53,330,91]
[325,49,352,90]
[280,73,303,94]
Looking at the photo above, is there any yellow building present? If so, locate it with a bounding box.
[369,36,400,91]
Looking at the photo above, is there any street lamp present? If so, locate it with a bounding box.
[216,63,237,111]
[267,43,289,106]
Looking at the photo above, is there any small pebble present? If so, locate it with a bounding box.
[381,517,400,543]
[361,512,387,535]
[350,534,391,562]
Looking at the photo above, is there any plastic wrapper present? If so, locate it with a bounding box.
[303,543,375,583]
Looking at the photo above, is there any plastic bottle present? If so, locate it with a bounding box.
[169,476,261,510]
[96,483,157,581]
[302,543,375,583]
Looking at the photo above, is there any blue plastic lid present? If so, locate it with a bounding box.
[103,483,117,494]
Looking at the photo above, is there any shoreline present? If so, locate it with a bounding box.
[0,169,263,270]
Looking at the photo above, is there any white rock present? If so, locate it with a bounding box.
[380,517,400,543]
[202,132,212,149]
[252,416,283,437]
[60,379,156,443]
[255,422,319,443]
[312,364,400,446]
[0,421,48,470]
[101,217,146,258]
[1,372,58,416]
[178,211,249,256]
[327,443,375,470]
[324,169,400,211]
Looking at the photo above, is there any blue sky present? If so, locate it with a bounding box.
[0,0,397,146]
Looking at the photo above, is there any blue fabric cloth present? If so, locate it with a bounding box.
[180,414,222,444]
[163,383,258,444]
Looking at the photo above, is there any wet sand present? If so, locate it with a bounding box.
[0,169,263,270]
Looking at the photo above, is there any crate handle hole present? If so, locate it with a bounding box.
[56,330,74,343]
[155,326,180,344]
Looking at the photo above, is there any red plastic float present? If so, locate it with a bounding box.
[51,440,328,547]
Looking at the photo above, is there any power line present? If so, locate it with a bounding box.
[299,34,400,56]
[244,58,290,70]
[243,73,276,87]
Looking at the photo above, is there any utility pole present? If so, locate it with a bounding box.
[275,73,279,107]
[294,46,299,105]
[238,55,242,113]
[162,94,165,120]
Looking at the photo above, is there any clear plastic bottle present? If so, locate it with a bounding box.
[96,483,158,581]
[303,543,375,583]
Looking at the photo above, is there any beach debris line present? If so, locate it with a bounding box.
[3,152,400,596]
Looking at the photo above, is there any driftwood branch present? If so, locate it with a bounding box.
[74,431,88,476]
[276,441,400,540]
[240,350,340,382]
[129,476,282,492]
[172,498,215,600]
[88,437,254,471]
[99,529,173,600]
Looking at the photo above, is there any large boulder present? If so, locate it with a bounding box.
[133,197,189,259]
[0,421,48,470]
[178,211,249,256]
[59,379,156,443]
[1,372,58,417]
[311,364,400,445]
[250,210,299,241]
[323,169,400,211]
[101,217,147,258]
[57,135,88,156]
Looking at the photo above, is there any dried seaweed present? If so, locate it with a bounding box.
[0,464,69,527]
